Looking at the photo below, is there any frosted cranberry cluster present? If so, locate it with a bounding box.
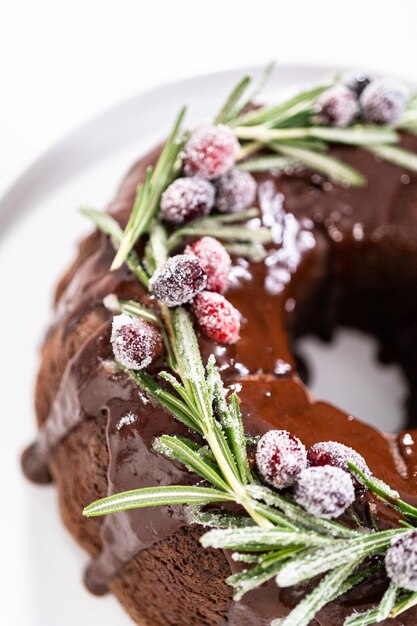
[160,124,256,224]
[318,73,409,127]
[110,125,258,369]
[256,431,371,519]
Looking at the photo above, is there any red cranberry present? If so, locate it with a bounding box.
[183,125,240,179]
[185,237,231,294]
[318,85,358,127]
[160,176,215,224]
[111,314,163,370]
[256,430,307,489]
[294,466,355,519]
[344,71,372,97]
[149,254,206,307]
[360,78,409,124]
[216,169,257,213]
[308,441,370,479]
[385,531,417,591]
[192,291,240,344]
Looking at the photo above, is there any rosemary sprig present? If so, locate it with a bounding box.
[80,208,149,287]
[111,107,187,271]
[166,211,271,251]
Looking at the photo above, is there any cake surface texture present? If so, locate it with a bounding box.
[22,74,417,625]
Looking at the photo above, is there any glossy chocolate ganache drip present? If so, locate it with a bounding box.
[23,135,417,625]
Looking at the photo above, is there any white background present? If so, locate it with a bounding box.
[1,0,417,192]
[0,1,414,624]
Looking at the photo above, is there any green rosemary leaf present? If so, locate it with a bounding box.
[276,144,366,187]
[158,371,196,407]
[166,221,272,251]
[201,526,336,552]
[248,500,297,529]
[247,484,356,538]
[223,242,267,262]
[238,155,299,172]
[308,125,398,146]
[147,222,169,271]
[231,552,260,564]
[278,137,328,151]
[185,505,254,529]
[348,462,417,519]
[236,62,276,114]
[80,207,149,286]
[344,609,382,626]
[103,295,160,326]
[111,166,152,270]
[126,368,203,435]
[227,557,291,601]
[83,485,233,517]
[343,584,399,626]
[214,75,252,125]
[274,558,363,626]
[276,529,404,588]
[228,393,252,484]
[367,144,417,172]
[391,591,417,617]
[153,435,231,493]
[207,208,260,223]
[234,124,398,146]
[231,82,332,128]
[377,582,399,621]
[172,307,212,429]
[211,420,241,483]
[334,564,380,601]
[111,107,187,270]
[211,367,250,484]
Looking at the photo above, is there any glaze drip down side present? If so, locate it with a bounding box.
[23,136,417,625]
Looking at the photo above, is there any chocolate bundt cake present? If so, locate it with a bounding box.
[22,72,417,625]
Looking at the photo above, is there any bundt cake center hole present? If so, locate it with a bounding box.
[295,329,407,433]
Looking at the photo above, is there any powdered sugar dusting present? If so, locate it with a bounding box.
[294,466,355,519]
[256,430,307,489]
[385,530,417,591]
[183,124,240,179]
[185,236,231,294]
[149,254,207,306]
[216,169,257,213]
[116,412,138,431]
[103,293,120,312]
[111,313,163,370]
[160,176,215,224]
[258,181,316,295]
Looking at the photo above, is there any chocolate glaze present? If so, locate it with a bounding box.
[22,134,417,624]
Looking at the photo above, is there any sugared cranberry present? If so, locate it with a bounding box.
[318,85,358,127]
[192,291,240,344]
[385,531,417,591]
[307,441,370,486]
[294,466,355,519]
[160,176,215,224]
[344,71,372,97]
[360,78,409,124]
[111,313,163,370]
[185,237,231,294]
[256,430,307,489]
[183,125,240,179]
[149,255,206,307]
[216,169,257,213]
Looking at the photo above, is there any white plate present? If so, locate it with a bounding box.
[0,64,406,625]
